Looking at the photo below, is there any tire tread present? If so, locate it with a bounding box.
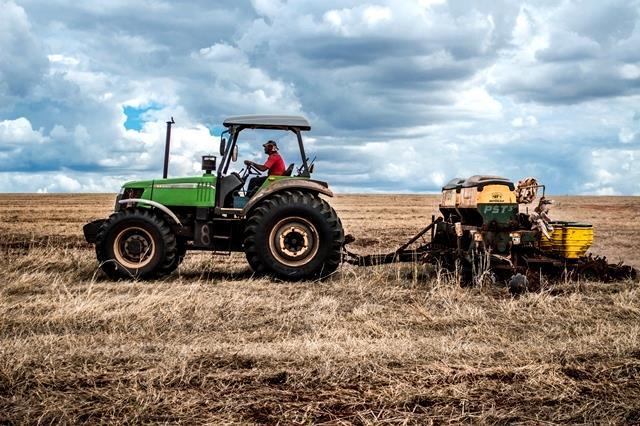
[244,191,343,280]
[95,208,177,280]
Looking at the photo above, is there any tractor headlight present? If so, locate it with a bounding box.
[122,188,144,200]
[510,232,521,245]
[115,187,144,211]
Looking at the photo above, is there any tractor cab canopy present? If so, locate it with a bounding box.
[223,115,311,131]
[218,115,312,178]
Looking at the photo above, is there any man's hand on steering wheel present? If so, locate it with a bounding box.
[244,160,260,173]
[242,160,262,179]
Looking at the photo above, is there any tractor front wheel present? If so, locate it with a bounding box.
[244,190,344,280]
[158,238,187,275]
[95,208,177,280]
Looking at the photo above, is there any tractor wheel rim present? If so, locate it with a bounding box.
[113,226,155,270]
[268,217,319,267]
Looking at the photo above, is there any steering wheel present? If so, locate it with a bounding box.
[241,162,262,180]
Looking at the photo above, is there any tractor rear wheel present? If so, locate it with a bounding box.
[244,190,344,280]
[95,208,177,280]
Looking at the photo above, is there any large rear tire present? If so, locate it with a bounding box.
[95,208,177,280]
[244,190,344,280]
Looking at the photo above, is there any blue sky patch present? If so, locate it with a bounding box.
[123,104,162,131]
[208,125,226,137]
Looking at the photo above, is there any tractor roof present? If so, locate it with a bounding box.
[223,115,311,131]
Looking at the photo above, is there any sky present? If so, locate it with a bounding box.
[0,0,639,194]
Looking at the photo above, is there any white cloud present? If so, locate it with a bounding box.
[619,64,640,79]
[363,6,392,26]
[0,117,47,145]
[454,87,503,119]
[198,43,245,62]
[193,42,303,114]
[618,127,637,144]
[47,54,80,66]
[323,10,343,28]
[419,0,447,8]
[0,171,125,192]
[0,0,48,97]
[582,148,639,195]
[251,0,284,18]
[511,115,538,128]
[0,0,639,195]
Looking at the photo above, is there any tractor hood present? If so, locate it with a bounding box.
[122,174,216,190]
[122,179,153,189]
[120,174,217,207]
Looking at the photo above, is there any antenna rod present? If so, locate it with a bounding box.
[163,117,175,179]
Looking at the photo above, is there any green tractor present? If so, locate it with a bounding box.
[83,115,344,280]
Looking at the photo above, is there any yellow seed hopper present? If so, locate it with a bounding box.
[540,222,594,259]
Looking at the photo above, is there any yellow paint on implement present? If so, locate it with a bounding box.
[540,222,594,259]
[459,184,516,208]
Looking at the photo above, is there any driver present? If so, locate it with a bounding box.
[244,140,286,194]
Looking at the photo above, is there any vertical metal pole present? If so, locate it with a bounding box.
[222,128,239,175]
[163,117,175,179]
[295,129,309,177]
[431,214,435,241]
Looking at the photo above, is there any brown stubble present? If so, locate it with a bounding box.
[1,193,639,424]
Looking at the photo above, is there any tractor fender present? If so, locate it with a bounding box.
[242,179,333,215]
[118,198,183,227]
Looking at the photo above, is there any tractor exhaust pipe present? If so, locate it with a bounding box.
[163,117,175,179]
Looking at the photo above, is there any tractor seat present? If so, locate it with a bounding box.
[283,163,294,176]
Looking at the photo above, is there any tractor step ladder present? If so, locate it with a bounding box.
[211,218,234,256]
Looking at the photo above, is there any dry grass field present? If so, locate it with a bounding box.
[1,193,639,424]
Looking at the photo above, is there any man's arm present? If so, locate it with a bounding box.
[244,160,268,172]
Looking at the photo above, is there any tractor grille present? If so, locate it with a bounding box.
[196,183,213,203]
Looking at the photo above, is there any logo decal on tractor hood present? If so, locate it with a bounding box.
[153,183,213,189]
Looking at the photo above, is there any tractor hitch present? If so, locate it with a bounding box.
[342,219,440,267]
